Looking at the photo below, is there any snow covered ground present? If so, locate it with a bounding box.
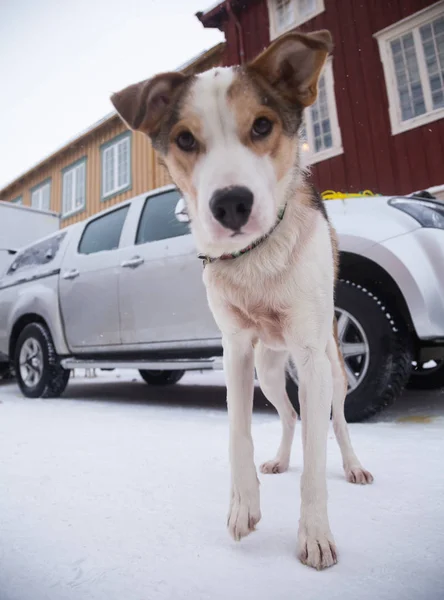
[0,370,443,600]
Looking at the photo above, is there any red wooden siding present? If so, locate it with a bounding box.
[210,0,444,195]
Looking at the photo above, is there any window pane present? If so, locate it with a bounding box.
[117,138,129,188]
[103,146,115,196]
[31,183,50,211]
[420,17,444,111]
[421,23,433,41]
[390,33,426,121]
[298,0,316,18]
[75,163,85,209]
[42,184,50,211]
[433,16,444,36]
[275,0,293,30]
[79,206,129,255]
[308,73,332,153]
[63,170,73,215]
[136,190,190,245]
[31,189,40,209]
[402,33,414,50]
[391,39,401,54]
[321,119,331,135]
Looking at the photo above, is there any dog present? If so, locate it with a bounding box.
[111,29,373,570]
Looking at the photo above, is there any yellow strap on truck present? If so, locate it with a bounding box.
[321,190,380,200]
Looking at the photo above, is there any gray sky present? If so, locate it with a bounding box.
[0,0,223,189]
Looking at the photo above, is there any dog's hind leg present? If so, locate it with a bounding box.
[327,331,373,484]
[255,342,297,474]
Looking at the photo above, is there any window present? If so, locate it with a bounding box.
[300,60,343,165]
[62,159,86,217]
[136,189,190,245]
[78,206,129,255]
[376,3,444,134]
[11,196,22,205]
[7,232,67,275]
[275,0,294,32]
[268,0,324,39]
[101,133,131,199]
[31,180,51,211]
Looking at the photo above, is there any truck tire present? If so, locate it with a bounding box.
[14,323,70,399]
[408,361,444,390]
[139,369,185,386]
[286,280,413,422]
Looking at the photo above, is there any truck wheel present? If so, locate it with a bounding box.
[139,369,185,386]
[14,323,70,399]
[408,361,444,390]
[286,280,413,422]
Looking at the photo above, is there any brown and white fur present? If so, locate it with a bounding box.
[111,30,373,570]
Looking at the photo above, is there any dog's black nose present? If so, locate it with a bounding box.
[210,186,254,231]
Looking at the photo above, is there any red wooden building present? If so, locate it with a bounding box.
[197,0,444,197]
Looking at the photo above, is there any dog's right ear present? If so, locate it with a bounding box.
[111,72,189,135]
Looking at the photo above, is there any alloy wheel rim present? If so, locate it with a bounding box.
[19,337,44,388]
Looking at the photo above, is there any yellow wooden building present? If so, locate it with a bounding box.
[0,44,224,227]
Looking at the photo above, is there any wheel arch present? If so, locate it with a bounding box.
[9,314,51,361]
[338,252,418,354]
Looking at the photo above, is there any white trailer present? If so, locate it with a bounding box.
[0,202,60,276]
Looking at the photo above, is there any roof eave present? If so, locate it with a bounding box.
[196,2,227,30]
[0,112,121,195]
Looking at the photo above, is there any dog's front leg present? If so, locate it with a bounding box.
[223,332,261,541]
[294,347,337,570]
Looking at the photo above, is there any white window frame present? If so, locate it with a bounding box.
[268,0,325,40]
[375,2,444,135]
[30,180,51,211]
[300,59,343,166]
[62,159,86,218]
[101,134,131,200]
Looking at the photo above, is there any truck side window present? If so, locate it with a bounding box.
[7,232,67,275]
[136,190,190,245]
[78,206,129,255]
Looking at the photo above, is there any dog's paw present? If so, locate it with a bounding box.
[297,523,337,570]
[260,458,289,474]
[227,485,261,541]
[345,465,374,485]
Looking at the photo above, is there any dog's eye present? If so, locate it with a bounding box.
[251,117,273,139]
[176,131,197,152]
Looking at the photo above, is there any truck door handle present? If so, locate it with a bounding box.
[121,256,144,269]
[62,269,79,280]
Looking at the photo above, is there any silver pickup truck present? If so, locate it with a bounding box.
[1,185,444,421]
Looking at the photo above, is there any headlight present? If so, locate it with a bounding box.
[389,198,444,229]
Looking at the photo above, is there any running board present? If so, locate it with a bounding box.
[60,357,224,371]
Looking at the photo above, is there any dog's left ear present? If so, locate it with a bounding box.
[248,30,333,107]
[111,72,189,135]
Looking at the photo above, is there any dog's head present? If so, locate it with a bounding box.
[111,30,332,255]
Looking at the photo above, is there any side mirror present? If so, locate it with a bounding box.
[175,197,190,223]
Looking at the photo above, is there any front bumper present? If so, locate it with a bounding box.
[365,227,444,341]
